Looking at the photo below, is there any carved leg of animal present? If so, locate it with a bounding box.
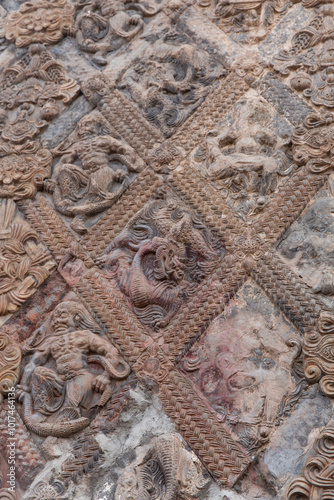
[70,215,88,234]
[91,50,108,66]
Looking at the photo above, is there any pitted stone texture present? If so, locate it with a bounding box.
[277,174,334,311]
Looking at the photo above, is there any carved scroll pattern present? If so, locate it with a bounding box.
[0,199,55,316]
[286,423,334,499]
[6,0,75,47]
[2,0,334,495]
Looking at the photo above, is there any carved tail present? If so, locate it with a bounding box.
[155,435,179,500]
[87,354,131,380]
[22,392,89,437]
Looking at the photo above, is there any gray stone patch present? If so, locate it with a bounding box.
[253,72,314,127]
[40,95,94,150]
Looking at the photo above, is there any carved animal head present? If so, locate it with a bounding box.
[79,13,108,40]
[153,240,184,283]
[76,115,111,139]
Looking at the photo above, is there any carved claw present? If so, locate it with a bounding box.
[114,169,128,182]
[43,178,56,194]
[16,384,29,403]
[93,374,110,394]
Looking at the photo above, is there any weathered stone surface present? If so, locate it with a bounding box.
[0,0,333,499]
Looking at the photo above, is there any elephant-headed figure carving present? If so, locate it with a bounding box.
[47,113,144,234]
[17,298,130,437]
[115,433,209,499]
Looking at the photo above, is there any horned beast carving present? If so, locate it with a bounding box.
[99,193,223,330]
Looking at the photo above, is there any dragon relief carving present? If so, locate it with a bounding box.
[16,298,131,437]
[45,113,145,234]
[0,199,55,316]
[286,421,334,499]
[72,0,161,66]
[192,96,294,218]
[115,433,210,500]
[118,26,226,137]
[0,43,79,144]
[273,5,334,109]
[99,192,224,331]
[6,0,75,47]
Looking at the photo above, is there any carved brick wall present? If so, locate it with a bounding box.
[0,0,334,499]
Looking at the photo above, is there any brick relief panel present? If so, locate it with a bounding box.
[0,0,334,499]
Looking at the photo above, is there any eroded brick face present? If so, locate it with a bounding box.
[0,1,334,499]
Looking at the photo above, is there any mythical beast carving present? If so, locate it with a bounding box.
[99,193,223,330]
[119,27,226,137]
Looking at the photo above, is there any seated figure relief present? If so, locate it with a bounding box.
[73,0,161,65]
[180,283,303,452]
[99,193,224,330]
[46,113,145,234]
[193,97,294,218]
[17,298,131,437]
[118,27,226,137]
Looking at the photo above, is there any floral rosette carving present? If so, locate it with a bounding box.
[6,0,75,47]
[26,479,66,500]
[233,234,265,273]
[286,424,334,499]
[149,142,186,171]
[303,313,334,397]
[0,199,54,316]
[133,345,170,385]
[0,333,21,403]
[292,113,334,175]
[0,141,52,199]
